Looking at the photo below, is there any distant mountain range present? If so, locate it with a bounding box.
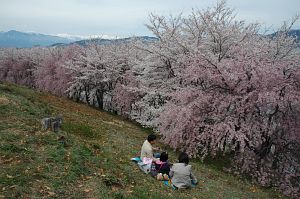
[269,29,300,43]
[0,29,299,48]
[0,30,77,48]
[52,36,158,47]
[287,29,300,40]
[0,30,157,48]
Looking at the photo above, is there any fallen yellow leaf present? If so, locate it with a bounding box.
[6,175,13,179]
[84,188,92,193]
[48,192,55,196]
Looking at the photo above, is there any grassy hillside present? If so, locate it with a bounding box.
[0,83,288,199]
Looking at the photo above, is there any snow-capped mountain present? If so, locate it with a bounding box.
[0,30,79,48]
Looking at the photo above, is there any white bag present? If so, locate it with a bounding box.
[138,162,152,174]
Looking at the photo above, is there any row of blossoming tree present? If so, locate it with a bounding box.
[0,2,299,197]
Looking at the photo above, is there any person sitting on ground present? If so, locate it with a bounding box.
[169,152,198,189]
[151,151,171,180]
[140,134,160,163]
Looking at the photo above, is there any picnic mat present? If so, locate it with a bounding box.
[131,157,196,189]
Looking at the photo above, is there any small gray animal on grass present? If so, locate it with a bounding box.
[41,115,63,132]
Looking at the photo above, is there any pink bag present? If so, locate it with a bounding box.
[142,157,153,164]
[138,157,153,174]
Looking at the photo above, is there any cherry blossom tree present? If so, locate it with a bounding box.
[34,46,77,96]
[111,71,141,116]
[154,2,299,197]
[65,41,135,108]
[0,48,42,87]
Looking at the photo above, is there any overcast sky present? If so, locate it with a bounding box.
[0,0,299,38]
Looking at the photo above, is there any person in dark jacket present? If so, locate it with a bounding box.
[151,151,170,180]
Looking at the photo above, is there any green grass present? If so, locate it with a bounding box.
[62,122,95,138]
[0,83,289,199]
